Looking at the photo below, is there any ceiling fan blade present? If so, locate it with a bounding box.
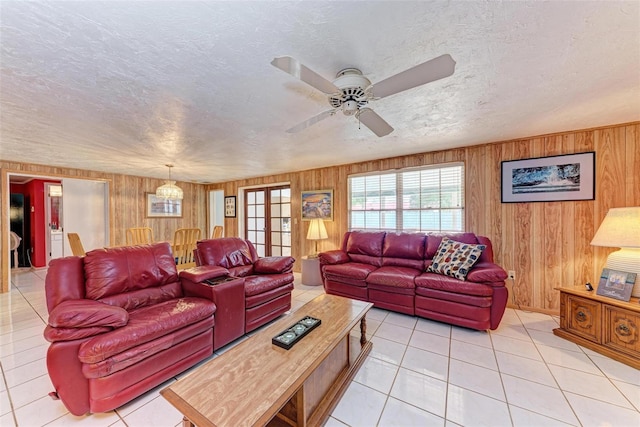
[356,108,394,137]
[286,109,337,133]
[271,56,340,95]
[369,54,456,99]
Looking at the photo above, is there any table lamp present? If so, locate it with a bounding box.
[306,218,328,258]
[590,207,640,297]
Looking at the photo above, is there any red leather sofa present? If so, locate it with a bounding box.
[319,231,508,330]
[192,238,295,333]
[44,243,217,416]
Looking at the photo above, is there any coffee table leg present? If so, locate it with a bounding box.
[182,416,194,427]
[360,316,367,346]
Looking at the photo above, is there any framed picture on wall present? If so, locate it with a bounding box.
[501,151,595,203]
[301,189,333,221]
[225,196,236,218]
[145,193,182,218]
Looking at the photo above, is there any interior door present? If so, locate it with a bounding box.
[245,186,291,257]
[62,178,109,255]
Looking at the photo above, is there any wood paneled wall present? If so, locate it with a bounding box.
[1,162,207,292]
[208,122,639,314]
[2,122,637,312]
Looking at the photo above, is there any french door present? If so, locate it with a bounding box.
[245,186,291,257]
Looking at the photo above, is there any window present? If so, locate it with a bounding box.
[348,163,464,232]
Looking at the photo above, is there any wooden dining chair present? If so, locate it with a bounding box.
[211,225,223,239]
[67,233,86,256]
[173,228,201,270]
[126,227,154,245]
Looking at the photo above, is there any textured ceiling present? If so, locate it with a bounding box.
[1,1,639,184]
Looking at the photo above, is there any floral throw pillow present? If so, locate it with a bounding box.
[427,237,486,280]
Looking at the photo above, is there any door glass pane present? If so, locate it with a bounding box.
[271,204,281,217]
[256,231,265,244]
[272,232,281,246]
[256,192,265,204]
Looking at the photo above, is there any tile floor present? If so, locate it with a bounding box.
[1,268,639,426]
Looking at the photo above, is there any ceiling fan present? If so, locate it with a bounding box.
[271,54,456,137]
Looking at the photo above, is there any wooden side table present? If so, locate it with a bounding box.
[554,286,640,369]
[301,255,323,286]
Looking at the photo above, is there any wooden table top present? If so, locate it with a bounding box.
[160,294,373,427]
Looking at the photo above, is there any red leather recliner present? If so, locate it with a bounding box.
[194,238,295,333]
[43,242,216,416]
[319,231,508,330]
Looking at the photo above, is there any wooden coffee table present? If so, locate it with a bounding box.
[161,294,373,427]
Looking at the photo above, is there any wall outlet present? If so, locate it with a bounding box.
[508,270,516,280]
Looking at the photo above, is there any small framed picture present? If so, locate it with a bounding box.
[596,268,637,301]
[224,196,236,218]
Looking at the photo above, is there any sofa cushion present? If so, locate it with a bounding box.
[345,231,385,267]
[244,274,294,297]
[196,238,255,268]
[78,297,216,364]
[367,266,420,290]
[427,238,485,280]
[84,243,179,301]
[323,262,378,285]
[48,300,128,329]
[416,272,494,297]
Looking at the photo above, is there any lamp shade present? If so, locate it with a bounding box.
[306,218,328,241]
[156,164,183,200]
[590,207,640,248]
[156,181,184,200]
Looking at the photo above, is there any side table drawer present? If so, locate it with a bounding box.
[565,294,601,343]
[604,306,640,357]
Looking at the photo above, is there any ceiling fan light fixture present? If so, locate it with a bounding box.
[156,164,183,200]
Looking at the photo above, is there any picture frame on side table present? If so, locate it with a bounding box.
[596,268,637,302]
[146,193,183,218]
[501,151,595,203]
[224,196,236,218]
[301,189,333,221]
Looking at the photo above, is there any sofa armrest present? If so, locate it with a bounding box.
[179,265,229,283]
[318,250,349,265]
[48,299,129,329]
[44,325,114,343]
[254,256,295,274]
[466,263,508,284]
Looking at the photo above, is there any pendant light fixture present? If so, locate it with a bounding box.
[155,164,183,200]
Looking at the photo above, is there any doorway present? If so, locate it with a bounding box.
[244,186,291,257]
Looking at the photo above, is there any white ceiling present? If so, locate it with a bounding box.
[1,1,639,184]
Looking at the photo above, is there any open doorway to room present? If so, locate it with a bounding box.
[3,172,110,292]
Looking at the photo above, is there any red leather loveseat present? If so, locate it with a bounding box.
[319,231,508,330]
[191,238,295,334]
[44,242,216,416]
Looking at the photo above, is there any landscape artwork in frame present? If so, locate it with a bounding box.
[301,189,333,221]
[146,193,182,218]
[501,151,595,203]
[596,268,636,302]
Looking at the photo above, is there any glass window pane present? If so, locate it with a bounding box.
[281,188,291,200]
[248,205,255,217]
[271,232,281,246]
[256,205,265,217]
[272,246,281,256]
[271,218,281,231]
[281,204,291,217]
[282,218,290,232]
[421,210,440,231]
[270,189,280,201]
[256,231,265,244]
[271,204,281,218]
[256,218,265,230]
[256,244,265,257]
[248,218,256,230]
[248,230,257,242]
[402,211,419,231]
[282,247,292,256]
[351,211,365,229]
[248,192,255,204]
[256,192,265,204]
[282,232,291,246]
